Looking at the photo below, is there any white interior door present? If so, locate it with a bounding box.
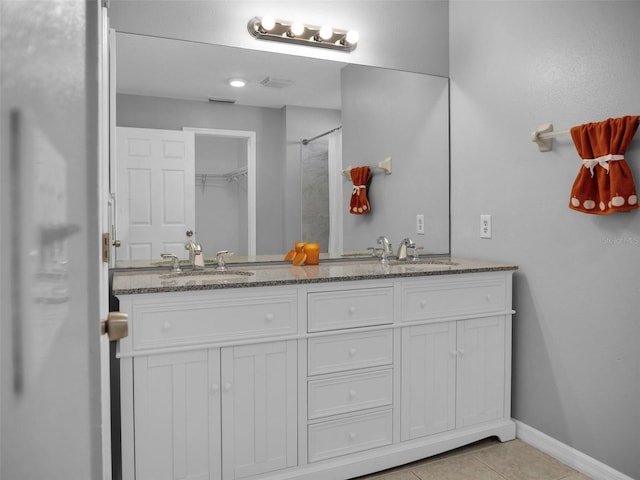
[115,126,195,262]
[1,2,103,478]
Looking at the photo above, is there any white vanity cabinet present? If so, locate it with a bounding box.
[118,288,299,480]
[400,274,510,441]
[115,266,515,480]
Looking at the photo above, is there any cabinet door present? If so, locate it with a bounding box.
[456,316,506,428]
[401,322,456,440]
[221,340,297,479]
[133,349,221,480]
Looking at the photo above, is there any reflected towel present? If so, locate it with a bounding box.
[349,166,371,215]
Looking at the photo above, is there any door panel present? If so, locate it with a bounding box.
[0,2,102,478]
[401,322,456,440]
[221,341,297,479]
[115,126,195,261]
[456,316,506,427]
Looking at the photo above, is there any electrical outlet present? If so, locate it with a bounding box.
[416,214,425,234]
[480,214,492,239]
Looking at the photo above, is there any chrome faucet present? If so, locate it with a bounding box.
[396,237,416,261]
[215,250,233,272]
[161,253,182,273]
[185,230,205,269]
[377,236,392,264]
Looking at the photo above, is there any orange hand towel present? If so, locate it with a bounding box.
[349,166,371,215]
[569,115,639,214]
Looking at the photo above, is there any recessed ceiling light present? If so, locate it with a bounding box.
[229,78,246,88]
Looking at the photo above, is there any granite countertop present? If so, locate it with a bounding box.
[111,257,518,296]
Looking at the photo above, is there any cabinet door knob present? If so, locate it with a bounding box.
[224,382,232,391]
[458,349,465,357]
[211,383,220,394]
[451,350,458,357]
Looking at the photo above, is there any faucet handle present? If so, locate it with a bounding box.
[161,253,182,273]
[215,250,234,272]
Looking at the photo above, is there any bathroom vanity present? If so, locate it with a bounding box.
[112,258,517,480]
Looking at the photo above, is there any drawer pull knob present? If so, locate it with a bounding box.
[348,306,356,314]
[348,348,357,357]
[265,313,274,322]
[486,294,492,301]
[224,382,232,391]
[349,390,357,399]
[162,321,171,331]
[419,300,427,308]
[348,432,357,441]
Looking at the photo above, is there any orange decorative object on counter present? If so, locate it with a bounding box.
[304,243,320,265]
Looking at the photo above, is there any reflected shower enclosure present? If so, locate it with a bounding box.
[301,138,330,251]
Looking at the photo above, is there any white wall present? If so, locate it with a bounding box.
[450,2,640,478]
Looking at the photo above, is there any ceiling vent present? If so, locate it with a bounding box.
[260,77,292,88]
[208,96,237,104]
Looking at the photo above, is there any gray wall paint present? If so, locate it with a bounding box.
[116,93,285,254]
[342,65,449,254]
[109,0,449,77]
[450,2,640,478]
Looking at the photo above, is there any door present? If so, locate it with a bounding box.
[115,126,195,262]
[133,349,221,480]
[1,1,103,478]
[456,316,506,428]
[221,341,298,479]
[401,322,457,440]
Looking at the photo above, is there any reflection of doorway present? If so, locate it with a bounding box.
[183,127,256,257]
[115,126,196,261]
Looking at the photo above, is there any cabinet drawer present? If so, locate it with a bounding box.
[308,287,393,332]
[308,330,393,376]
[308,369,393,419]
[132,292,297,349]
[402,275,506,322]
[308,409,393,462]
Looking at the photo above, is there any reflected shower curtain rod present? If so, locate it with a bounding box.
[301,126,342,145]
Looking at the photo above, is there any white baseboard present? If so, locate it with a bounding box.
[515,420,634,480]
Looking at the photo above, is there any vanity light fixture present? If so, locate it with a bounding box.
[247,16,358,52]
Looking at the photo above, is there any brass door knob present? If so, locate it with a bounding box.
[101,312,129,341]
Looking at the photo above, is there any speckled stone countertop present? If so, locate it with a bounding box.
[111,257,518,296]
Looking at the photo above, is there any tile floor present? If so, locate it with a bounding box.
[352,438,592,480]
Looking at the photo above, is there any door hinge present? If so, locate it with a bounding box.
[102,232,110,263]
[101,312,129,341]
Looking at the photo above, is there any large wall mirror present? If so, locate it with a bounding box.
[113,32,449,266]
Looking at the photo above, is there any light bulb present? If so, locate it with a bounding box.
[345,30,359,45]
[229,79,246,88]
[318,24,333,40]
[260,16,276,31]
[290,21,305,37]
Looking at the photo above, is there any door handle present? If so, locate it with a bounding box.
[101,312,129,341]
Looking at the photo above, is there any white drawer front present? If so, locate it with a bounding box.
[308,330,393,376]
[402,275,506,322]
[308,409,393,462]
[308,287,393,332]
[308,369,393,419]
[132,293,297,349]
